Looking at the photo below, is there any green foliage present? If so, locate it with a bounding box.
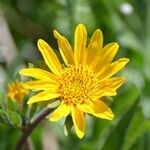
[64,115,73,136]
[101,98,139,150]
[0,0,150,149]
[7,110,22,127]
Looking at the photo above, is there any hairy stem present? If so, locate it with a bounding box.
[15,107,55,150]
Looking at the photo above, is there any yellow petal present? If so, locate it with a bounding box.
[53,30,75,66]
[19,68,58,81]
[23,80,58,91]
[71,106,85,139]
[27,90,59,104]
[96,77,125,97]
[86,29,103,65]
[38,39,63,75]
[74,24,87,65]
[78,99,114,120]
[50,103,70,121]
[96,58,129,81]
[91,42,119,69]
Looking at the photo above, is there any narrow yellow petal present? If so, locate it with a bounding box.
[86,29,103,65]
[19,68,58,81]
[53,30,75,66]
[90,42,119,69]
[50,103,70,121]
[27,90,59,104]
[96,77,125,97]
[71,106,85,139]
[23,80,58,91]
[78,99,114,120]
[96,58,129,81]
[38,39,63,75]
[74,24,87,65]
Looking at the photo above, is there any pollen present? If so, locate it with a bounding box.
[58,65,98,105]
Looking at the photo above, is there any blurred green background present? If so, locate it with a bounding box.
[0,0,150,150]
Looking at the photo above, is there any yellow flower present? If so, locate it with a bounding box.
[19,24,129,138]
[7,81,28,103]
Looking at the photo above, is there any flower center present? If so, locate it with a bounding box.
[58,65,98,105]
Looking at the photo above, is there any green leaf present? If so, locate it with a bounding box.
[79,142,95,150]
[0,109,11,126]
[0,109,6,122]
[122,108,150,150]
[7,98,18,112]
[129,132,150,150]
[0,91,5,109]
[7,110,22,128]
[112,84,140,116]
[141,97,150,119]
[90,84,139,144]
[64,115,73,136]
[99,98,139,150]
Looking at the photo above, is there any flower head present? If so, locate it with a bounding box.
[7,81,28,103]
[20,24,129,138]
